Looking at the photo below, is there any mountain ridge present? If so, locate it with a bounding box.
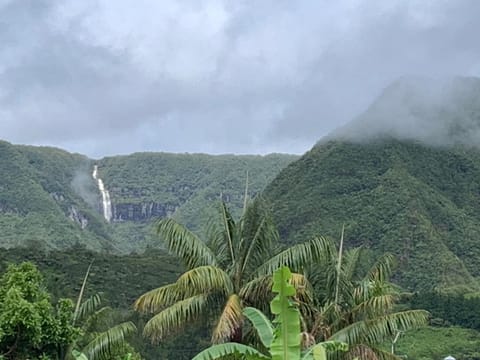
[265,76,480,291]
[0,139,298,251]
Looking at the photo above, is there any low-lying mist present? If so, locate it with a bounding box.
[329,76,480,147]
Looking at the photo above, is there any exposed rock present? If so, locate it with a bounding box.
[68,206,88,229]
[50,192,65,202]
[112,202,178,222]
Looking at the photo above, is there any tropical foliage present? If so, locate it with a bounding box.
[68,264,140,360]
[0,262,79,359]
[134,198,330,344]
[192,266,347,360]
[302,232,429,359]
[0,139,297,252]
[264,138,480,291]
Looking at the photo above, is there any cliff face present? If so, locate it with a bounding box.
[0,141,297,252]
[112,202,177,222]
[97,152,298,233]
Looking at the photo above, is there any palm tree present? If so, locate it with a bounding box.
[67,264,139,360]
[303,228,429,359]
[134,197,329,344]
[71,293,138,360]
[192,266,347,360]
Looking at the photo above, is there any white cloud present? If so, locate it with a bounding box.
[0,0,480,157]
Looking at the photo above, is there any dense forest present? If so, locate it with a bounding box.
[4,78,480,359]
[0,139,297,252]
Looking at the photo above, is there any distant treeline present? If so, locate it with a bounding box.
[0,245,207,359]
[410,291,480,330]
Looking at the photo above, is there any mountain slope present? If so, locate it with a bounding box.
[0,140,297,251]
[0,140,114,250]
[265,77,480,291]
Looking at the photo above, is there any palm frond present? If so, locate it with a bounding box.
[212,294,243,343]
[351,294,395,321]
[192,342,270,360]
[143,294,208,343]
[291,273,314,304]
[342,247,362,282]
[220,201,237,265]
[256,237,334,276]
[301,341,348,360]
[330,310,429,346]
[238,197,277,276]
[365,253,395,283]
[76,293,101,323]
[73,261,93,325]
[240,273,313,310]
[176,266,234,296]
[83,306,115,333]
[345,344,379,360]
[240,275,272,310]
[82,321,137,360]
[334,225,345,305]
[371,346,405,360]
[134,283,180,313]
[157,218,217,268]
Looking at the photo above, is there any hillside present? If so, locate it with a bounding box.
[265,76,480,292]
[0,140,297,251]
[0,140,115,250]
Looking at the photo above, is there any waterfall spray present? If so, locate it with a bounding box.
[92,165,113,222]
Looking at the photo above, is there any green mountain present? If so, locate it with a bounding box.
[264,77,480,292]
[0,140,297,251]
[0,141,115,250]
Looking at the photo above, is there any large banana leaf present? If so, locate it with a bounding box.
[192,342,270,360]
[270,266,300,360]
[243,306,274,348]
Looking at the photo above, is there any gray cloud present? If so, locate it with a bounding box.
[1,0,480,157]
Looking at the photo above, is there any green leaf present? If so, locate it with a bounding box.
[256,237,333,276]
[243,306,274,348]
[143,294,208,343]
[157,218,218,268]
[301,341,348,360]
[72,350,89,360]
[82,321,137,360]
[192,342,270,360]
[270,266,300,360]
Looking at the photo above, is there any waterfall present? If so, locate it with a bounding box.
[92,165,112,222]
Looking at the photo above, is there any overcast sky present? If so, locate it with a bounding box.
[1,0,480,158]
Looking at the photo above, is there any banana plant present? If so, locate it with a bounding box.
[192,266,347,360]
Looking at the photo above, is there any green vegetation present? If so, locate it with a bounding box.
[134,198,329,344]
[0,247,203,359]
[192,266,348,360]
[0,140,114,251]
[265,139,480,291]
[0,262,79,359]
[393,326,480,360]
[0,139,297,252]
[409,291,480,330]
[98,152,297,250]
[301,232,428,359]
